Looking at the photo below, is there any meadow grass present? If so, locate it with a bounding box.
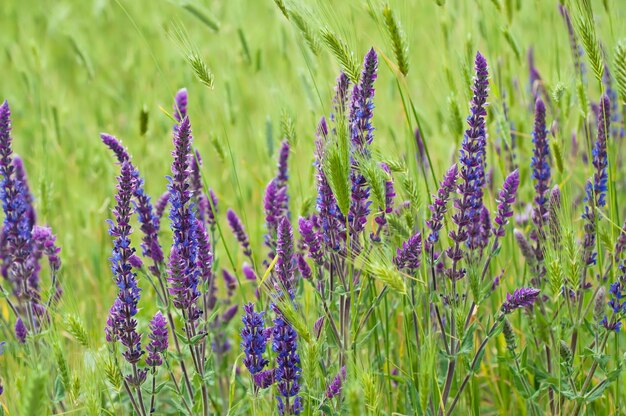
[1,0,625,414]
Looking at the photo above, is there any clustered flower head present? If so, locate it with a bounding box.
[426,164,458,250]
[146,311,168,367]
[241,303,270,375]
[501,287,541,314]
[105,161,144,365]
[227,208,252,258]
[325,366,347,399]
[167,117,201,320]
[394,232,422,273]
[493,170,520,238]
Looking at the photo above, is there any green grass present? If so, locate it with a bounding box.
[1,0,626,414]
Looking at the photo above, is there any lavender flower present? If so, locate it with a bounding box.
[394,232,422,273]
[501,287,541,314]
[227,208,252,257]
[493,170,520,238]
[243,263,257,281]
[350,48,378,151]
[264,178,287,249]
[375,162,395,227]
[414,128,428,169]
[530,98,550,232]
[514,229,535,264]
[582,95,611,266]
[145,311,168,367]
[241,303,270,375]
[296,253,311,280]
[426,164,458,250]
[105,161,143,365]
[276,217,296,297]
[223,269,237,298]
[101,134,163,269]
[12,156,35,229]
[154,191,170,233]
[167,117,200,320]
[462,52,489,252]
[326,366,347,399]
[173,88,188,125]
[15,317,27,343]
[0,101,34,307]
[276,140,290,190]
[254,368,276,389]
[31,226,61,273]
[272,303,302,415]
[298,217,323,266]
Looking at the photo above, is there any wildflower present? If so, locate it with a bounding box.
[227,208,252,257]
[241,303,270,376]
[145,311,168,367]
[276,217,296,297]
[530,98,550,233]
[394,232,422,273]
[167,117,200,320]
[15,317,27,343]
[105,161,143,365]
[501,287,541,314]
[326,366,347,399]
[426,164,458,250]
[272,303,302,415]
[264,178,287,249]
[493,170,520,238]
[298,217,323,265]
[243,263,257,281]
[296,254,311,280]
[173,88,188,126]
[254,368,276,389]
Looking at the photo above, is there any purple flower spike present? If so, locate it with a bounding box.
[462,51,490,252]
[264,179,288,249]
[276,217,296,298]
[223,269,237,297]
[146,311,168,367]
[272,303,302,415]
[100,133,130,163]
[0,101,35,303]
[227,208,252,257]
[350,48,378,151]
[254,368,276,389]
[296,253,312,280]
[530,98,550,232]
[243,263,257,281]
[501,287,541,314]
[493,170,520,238]
[32,226,61,273]
[196,219,213,286]
[326,366,347,399]
[12,156,35,229]
[298,217,323,265]
[241,303,270,375]
[222,304,239,324]
[394,232,422,273]
[277,140,290,189]
[426,164,458,250]
[173,88,188,125]
[15,317,27,343]
[106,161,144,364]
[154,191,170,232]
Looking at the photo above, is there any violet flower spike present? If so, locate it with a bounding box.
[426,164,458,250]
[275,217,296,298]
[106,161,143,365]
[241,303,270,376]
[227,208,252,258]
[493,170,520,238]
[166,116,200,320]
[530,98,550,233]
[501,287,541,314]
[146,311,168,367]
[173,88,188,126]
[394,232,422,273]
[272,303,303,415]
[298,217,324,266]
[326,366,347,399]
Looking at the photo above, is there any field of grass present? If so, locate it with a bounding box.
[1,0,626,414]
